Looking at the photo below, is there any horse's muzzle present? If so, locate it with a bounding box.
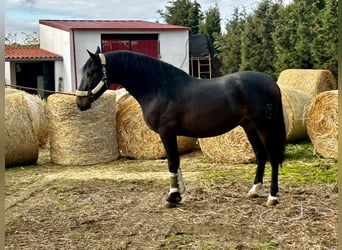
[76,96,92,111]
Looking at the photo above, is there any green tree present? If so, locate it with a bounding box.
[240,0,281,77]
[157,0,203,34]
[199,4,221,43]
[273,0,327,75]
[310,0,338,78]
[214,7,247,74]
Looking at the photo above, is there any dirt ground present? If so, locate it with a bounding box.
[5,148,338,249]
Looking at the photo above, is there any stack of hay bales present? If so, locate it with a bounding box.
[277,69,337,98]
[199,69,337,164]
[116,93,197,159]
[198,126,255,164]
[278,69,337,141]
[47,90,119,165]
[5,90,39,167]
[278,69,337,159]
[280,87,311,141]
[306,90,338,159]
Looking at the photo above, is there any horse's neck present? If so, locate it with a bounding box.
[106,53,158,100]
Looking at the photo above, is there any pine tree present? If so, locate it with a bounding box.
[199,4,221,43]
[157,0,203,34]
[240,0,281,77]
[214,7,247,74]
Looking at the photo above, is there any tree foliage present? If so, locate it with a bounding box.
[214,0,338,80]
[5,32,40,46]
[199,4,221,42]
[158,0,203,34]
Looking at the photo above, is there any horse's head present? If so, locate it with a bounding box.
[76,47,108,111]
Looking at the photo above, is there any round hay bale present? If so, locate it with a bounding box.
[5,88,21,95]
[277,69,336,98]
[5,92,39,167]
[116,93,197,159]
[5,89,49,147]
[47,90,119,165]
[306,90,338,159]
[198,126,255,164]
[280,87,311,141]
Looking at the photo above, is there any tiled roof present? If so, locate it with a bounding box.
[39,20,191,32]
[5,46,62,61]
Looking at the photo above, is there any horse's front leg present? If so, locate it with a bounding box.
[159,132,185,204]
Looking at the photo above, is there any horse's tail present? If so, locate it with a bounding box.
[273,87,286,165]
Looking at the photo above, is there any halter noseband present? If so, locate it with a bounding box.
[75,53,108,98]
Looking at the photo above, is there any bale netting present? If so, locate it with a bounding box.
[5,89,49,147]
[277,69,337,98]
[47,90,119,165]
[116,93,197,159]
[306,90,338,159]
[198,126,255,164]
[280,87,311,141]
[5,92,39,167]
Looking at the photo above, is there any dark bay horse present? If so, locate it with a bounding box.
[76,47,286,206]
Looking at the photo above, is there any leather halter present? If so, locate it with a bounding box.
[75,53,108,98]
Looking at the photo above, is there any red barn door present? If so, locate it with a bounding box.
[101,34,159,90]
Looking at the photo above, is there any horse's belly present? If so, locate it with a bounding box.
[180,111,240,138]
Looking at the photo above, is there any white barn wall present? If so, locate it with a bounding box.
[73,30,101,89]
[159,30,189,73]
[40,25,74,92]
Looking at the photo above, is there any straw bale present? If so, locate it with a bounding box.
[47,90,119,165]
[5,92,39,167]
[5,89,49,147]
[306,90,338,159]
[198,126,255,164]
[116,93,197,159]
[277,69,336,98]
[280,87,311,141]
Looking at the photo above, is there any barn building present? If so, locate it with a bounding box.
[5,20,190,96]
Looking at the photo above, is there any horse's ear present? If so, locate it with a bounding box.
[87,50,98,62]
[95,46,101,54]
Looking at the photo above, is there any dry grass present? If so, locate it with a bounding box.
[198,126,255,164]
[281,87,311,141]
[5,143,337,249]
[307,90,338,159]
[277,69,337,98]
[47,90,119,165]
[5,91,38,167]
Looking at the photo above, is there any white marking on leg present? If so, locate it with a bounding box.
[168,187,179,195]
[248,183,263,196]
[168,168,185,195]
[267,194,278,201]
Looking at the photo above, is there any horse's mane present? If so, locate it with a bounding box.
[106,51,192,98]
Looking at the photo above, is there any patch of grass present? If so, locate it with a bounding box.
[257,239,280,250]
[66,231,98,240]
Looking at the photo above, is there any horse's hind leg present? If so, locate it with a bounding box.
[159,132,185,205]
[242,124,267,199]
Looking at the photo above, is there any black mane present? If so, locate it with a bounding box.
[105,51,192,98]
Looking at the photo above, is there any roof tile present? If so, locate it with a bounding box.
[5,46,62,61]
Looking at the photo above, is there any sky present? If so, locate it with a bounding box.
[5,0,259,43]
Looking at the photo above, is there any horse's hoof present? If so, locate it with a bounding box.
[266,198,279,206]
[247,193,259,198]
[166,192,182,204]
